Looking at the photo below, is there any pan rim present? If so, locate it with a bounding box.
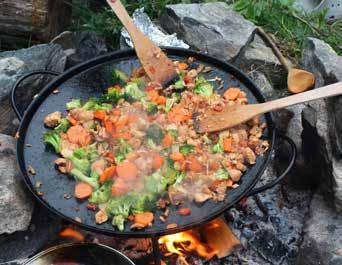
[16,47,276,237]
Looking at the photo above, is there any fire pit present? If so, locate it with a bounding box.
[7,48,296,265]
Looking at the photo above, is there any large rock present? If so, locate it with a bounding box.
[297,193,342,265]
[51,31,108,68]
[0,134,33,234]
[301,37,342,211]
[0,44,66,102]
[160,2,256,61]
[0,44,66,135]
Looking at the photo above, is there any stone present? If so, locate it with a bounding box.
[51,31,108,68]
[301,37,342,211]
[247,70,281,100]
[302,37,342,86]
[160,2,256,61]
[297,192,342,265]
[0,44,66,135]
[0,44,66,102]
[0,134,33,234]
[236,34,290,90]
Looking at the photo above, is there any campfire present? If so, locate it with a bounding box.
[158,218,240,264]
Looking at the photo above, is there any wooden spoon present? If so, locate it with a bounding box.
[106,0,177,86]
[256,28,315,94]
[194,82,342,133]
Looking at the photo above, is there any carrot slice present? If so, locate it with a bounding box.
[94,110,106,120]
[224,88,241,100]
[146,89,159,102]
[170,152,185,161]
[99,165,116,184]
[156,96,166,105]
[210,161,220,171]
[116,161,138,179]
[162,134,173,148]
[177,62,189,71]
[187,155,203,172]
[152,155,164,170]
[67,116,77,126]
[112,109,121,116]
[111,178,130,196]
[223,138,233,152]
[67,125,91,146]
[116,115,129,128]
[59,228,84,242]
[104,120,115,134]
[74,182,93,200]
[134,212,154,226]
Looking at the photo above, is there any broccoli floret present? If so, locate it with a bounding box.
[68,153,91,175]
[44,131,61,153]
[112,69,128,85]
[174,75,185,90]
[146,102,158,115]
[194,76,214,97]
[179,144,195,155]
[82,97,99,111]
[66,99,82,110]
[214,167,230,180]
[107,196,132,231]
[212,137,224,153]
[145,124,165,145]
[89,180,113,204]
[115,139,133,163]
[175,171,186,184]
[124,82,145,101]
[54,118,70,133]
[101,87,124,105]
[93,103,112,111]
[168,129,178,138]
[130,193,155,214]
[165,166,178,185]
[165,93,181,113]
[70,168,99,189]
[112,215,126,231]
[144,172,168,195]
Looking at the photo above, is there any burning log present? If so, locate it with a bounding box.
[202,218,240,258]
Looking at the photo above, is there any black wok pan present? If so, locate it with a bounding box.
[23,243,135,265]
[11,48,296,238]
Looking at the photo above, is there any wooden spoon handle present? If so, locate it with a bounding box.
[106,0,145,44]
[259,82,342,113]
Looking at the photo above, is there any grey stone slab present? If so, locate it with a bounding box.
[160,2,256,61]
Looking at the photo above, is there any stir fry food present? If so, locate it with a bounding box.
[43,59,269,231]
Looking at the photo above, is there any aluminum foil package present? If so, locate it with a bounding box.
[121,8,189,49]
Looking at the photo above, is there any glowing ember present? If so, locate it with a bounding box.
[158,230,218,261]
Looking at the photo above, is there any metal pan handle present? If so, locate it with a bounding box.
[11,70,60,121]
[246,133,297,197]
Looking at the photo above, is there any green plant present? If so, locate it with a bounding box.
[232,0,342,60]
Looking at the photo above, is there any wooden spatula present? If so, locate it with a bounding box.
[195,82,342,133]
[106,0,177,86]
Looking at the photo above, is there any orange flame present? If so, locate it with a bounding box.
[158,230,218,261]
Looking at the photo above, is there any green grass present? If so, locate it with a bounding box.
[68,0,342,61]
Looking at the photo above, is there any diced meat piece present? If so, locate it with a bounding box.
[55,158,73,173]
[44,111,62,128]
[95,209,108,224]
[94,127,110,142]
[229,169,242,182]
[166,223,178,229]
[91,159,107,176]
[70,108,94,123]
[244,147,256,164]
[60,140,78,158]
